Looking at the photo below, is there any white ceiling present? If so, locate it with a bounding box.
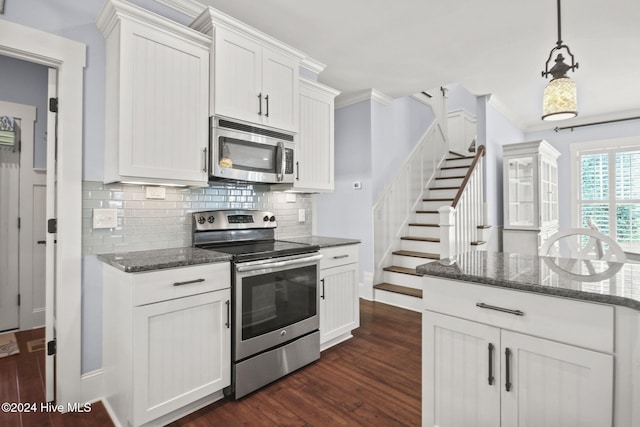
[196,0,640,132]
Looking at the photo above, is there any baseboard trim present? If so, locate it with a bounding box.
[81,369,104,404]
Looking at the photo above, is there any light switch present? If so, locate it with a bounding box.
[93,208,118,229]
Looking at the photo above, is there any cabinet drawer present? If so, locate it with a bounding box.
[320,245,359,270]
[133,262,231,306]
[424,277,614,353]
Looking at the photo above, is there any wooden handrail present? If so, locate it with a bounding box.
[451,144,486,208]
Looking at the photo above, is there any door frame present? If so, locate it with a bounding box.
[0,19,86,406]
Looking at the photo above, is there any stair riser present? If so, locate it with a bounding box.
[373,289,422,313]
[401,239,441,253]
[408,225,439,239]
[444,157,474,167]
[382,271,423,290]
[433,177,464,188]
[422,200,451,211]
[427,188,458,199]
[440,167,469,178]
[393,254,436,269]
[416,212,440,223]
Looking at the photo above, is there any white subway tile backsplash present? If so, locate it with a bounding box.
[82,181,313,255]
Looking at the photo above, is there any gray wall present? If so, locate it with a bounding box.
[316,96,434,293]
[446,83,477,116]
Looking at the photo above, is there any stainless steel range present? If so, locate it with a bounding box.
[192,209,321,399]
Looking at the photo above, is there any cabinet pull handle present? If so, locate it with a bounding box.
[37,240,46,245]
[265,95,269,117]
[258,93,263,116]
[505,347,512,392]
[488,343,495,385]
[476,302,524,317]
[225,300,230,328]
[296,161,300,181]
[172,278,205,287]
[321,278,325,300]
[332,254,349,259]
[202,147,208,173]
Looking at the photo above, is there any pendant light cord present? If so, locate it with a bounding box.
[556,0,563,47]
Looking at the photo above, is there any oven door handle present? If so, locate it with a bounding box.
[236,254,322,272]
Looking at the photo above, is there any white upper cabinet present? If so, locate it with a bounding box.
[293,78,340,192]
[97,0,210,187]
[191,7,304,134]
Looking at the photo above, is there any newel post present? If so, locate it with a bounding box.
[439,206,456,259]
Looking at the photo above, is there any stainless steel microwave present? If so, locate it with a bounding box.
[210,117,295,184]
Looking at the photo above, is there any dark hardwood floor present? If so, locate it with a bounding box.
[170,299,422,426]
[1,300,421,426]
[0,328,112,427]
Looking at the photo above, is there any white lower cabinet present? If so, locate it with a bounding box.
[319,245,360,350]
[103,262,231,427]
[423,278,614,427]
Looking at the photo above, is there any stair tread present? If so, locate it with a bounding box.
[429,186,459,190]
[471,241,487,245]
[383,266,422,276]
[435,176,466,180]
[448,150,467,157]
[393,250,440,260]
[445,156,474,160]
[374,283,423,298]
[408,223,438,227]
[401,236,440,242]
[441,165,470,170]
[416,210,439,214]
[423,198,454,202]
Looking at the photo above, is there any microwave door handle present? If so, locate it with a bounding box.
[276,141,285,182]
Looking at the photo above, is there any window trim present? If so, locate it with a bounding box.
[570,136,640,237]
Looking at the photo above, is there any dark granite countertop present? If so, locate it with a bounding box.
[98,247,232,273]
[281,236,361,248]
[417,251,640,311]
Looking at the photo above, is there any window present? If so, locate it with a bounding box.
[576,142,640,243]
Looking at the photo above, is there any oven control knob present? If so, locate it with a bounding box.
[197,216,206,224]
[269,215,276,222]
[263,215,269,222]
[207,216,215,223]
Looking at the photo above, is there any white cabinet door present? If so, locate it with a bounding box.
[295,79,336,191]
[133,289,231,425]
[320,263,359,346]
[501,330,613,427]
[117,21,209,184]
[423,311,501,427]
[261,49,298,132]
[214,28,262,125]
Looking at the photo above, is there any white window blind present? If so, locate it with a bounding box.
[578,147,640,242]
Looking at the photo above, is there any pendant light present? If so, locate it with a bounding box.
[541,0,579,121]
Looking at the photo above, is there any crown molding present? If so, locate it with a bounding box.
[299,77,341,97]
[300,57,326,76]
[335,89,393,110]
[154,0,204,18]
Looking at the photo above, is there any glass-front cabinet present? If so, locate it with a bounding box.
[503,140,560,254]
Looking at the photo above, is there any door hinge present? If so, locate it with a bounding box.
[47,218,57,234]
[49,97,58,113]
[17,294,21,306]
[17,217,21,229]
[47,339,56,356]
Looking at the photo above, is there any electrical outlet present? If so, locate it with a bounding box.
[353,181,363,190]
[298,209,305,222]
[93,208,118,229]
[145,186,166,199]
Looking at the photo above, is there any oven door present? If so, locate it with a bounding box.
[233,253,321,361]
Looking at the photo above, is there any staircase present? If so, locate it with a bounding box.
[373,149,488,311]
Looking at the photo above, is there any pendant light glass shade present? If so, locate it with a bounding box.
[542,77,577,121]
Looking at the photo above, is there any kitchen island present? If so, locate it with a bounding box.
[417,251,640,427]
